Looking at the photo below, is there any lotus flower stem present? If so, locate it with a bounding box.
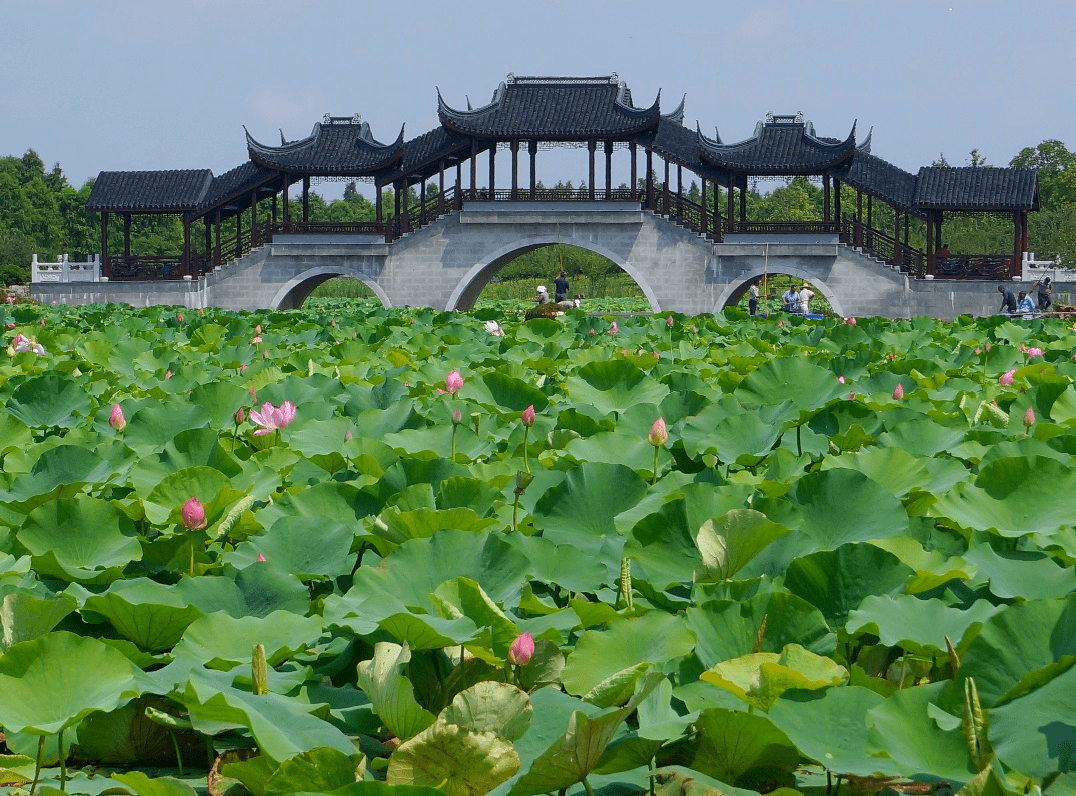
[30,735,44,796]
[58,728,66,791]
[652,446,659,485]
[169,731,185,777]
[522,426,530,473]
[582,777,597,796]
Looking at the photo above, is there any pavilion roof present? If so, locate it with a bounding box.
[86,169,213,213]
[913,166,1040,210]
[645,117,729,183]
[246,118,404,174]
[437,75,661,140]
[837,149,921,215]
[381,126,473,184]
[698,114,858,175]
[197,161,278,213]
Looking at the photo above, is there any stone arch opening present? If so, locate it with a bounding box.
[714,268,846,318]
[269,266,391,310]
[446,236,660,311]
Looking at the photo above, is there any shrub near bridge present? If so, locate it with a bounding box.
[0,299,1074,794]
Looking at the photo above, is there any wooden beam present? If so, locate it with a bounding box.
[630,142,637,200]
[123,213,131,257]
[529,140,537,199]
[302,177,310,223]
[701,179,708,236]
[605,140,613,196]
[489,145,496,198]
[100,212,110,278]
[511,140,519,200]
[645,148,653,208]
[588,140,596,200]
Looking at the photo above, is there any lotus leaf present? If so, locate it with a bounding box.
[5,372,91,429]
[734,356,841,411]
[17,496,142,583]
[230,516,357,581]
[387,718,521,796]
[1,589,76,650]
[260,747,367,795]
[686,707,800,789]
[82,580,204,652]
[700,644,847,711]
[989,662,1076,778]
[0,631,140,736]
[565,359,670,416]
[694,509,790,582]
[963,543,1076,600]
[174,610,323,668]
[355,641,437,741]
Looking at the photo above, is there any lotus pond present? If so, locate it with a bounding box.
[0,298,1074,796]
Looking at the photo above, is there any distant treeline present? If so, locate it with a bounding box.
[3,141,1074,282]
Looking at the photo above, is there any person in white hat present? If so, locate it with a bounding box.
[536,285,551,304]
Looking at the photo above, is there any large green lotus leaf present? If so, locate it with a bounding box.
[768,686,900,777]
[531,462,648,553]
[378,608,481,651]
[564,360,670,416]
[377,506,500,547]
[142,466,241,527]
[188,381,258,429]
[502,534,608,595]
[989,661,1076,779]
[174,611,323,668]
[355,642,437,741]
[563,429,674,473]
[700,645,847,712]
[128,428,247,495]
[432,578,518,659]
[227,517,357,581]
[822,446,969,499]
[783,543,914,629]
[0,631,140,735]
[865,681,976,785]
[962,543,1076,601]
[261,747,367,796]
[622,498,701,591]
[348,530,529,611]
[687,591,834,668]
[255,481,382,530]
[683,411,784,465]
[462,371,550,413]
[382,425,498,460]
[734,357,841,411]
[110,770,199,795]
[931,456,1076,537]
[772,468,909,561]
[954,595,1076,707]
[441,682,532,742]
[5,372,91,428]
[507,670,663,796]
[121,402,213,453]
[875,418,969,457]
[694,509,790,582]
[17,496,142,584]
[0,413,32,457]
[387,717,520,796]
[0,589,77,649]
[82,579,204,652]
[3,445,119,507]
[846,595,1002,654]
[182,674,355,763]
[686,707,800,789]
[561,612,696,696]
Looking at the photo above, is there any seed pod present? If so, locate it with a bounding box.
[620,557,633,611]
[215,494,255,540]
[252,644,268,696]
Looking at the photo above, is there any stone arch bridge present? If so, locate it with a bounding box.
[38,201,1013,319]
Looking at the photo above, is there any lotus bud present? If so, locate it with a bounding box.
[109,403,126,431]
[848,392,856,401]
[690,325,697,333]
[975,347,981,355]
[5,323,14,329]
[1000,369,1015,386]
[589,328,595,336]
[255,324,262,334]
[181,497,207,531]
[847,317,857,325]
[984,342,991,352]
[252,644,268,696]
[452,408,463,426]
[1027,347,1043,358]
[521,404,535,427]
[666,315,674,328]
[262,349,269,359]
[648,417,668,447]
[251,336,263,344]
[40,318,46,328]
[445,370,464,394]
[240,364,247,372]
[256,553,267,563]
[471,412,481,435]
[1024,406,1035,428]
[176,313,184,323]
[235,406,245,425]
[837,376,845,384]
[609,321,618,334]
[893,383,904,400]
[344,428,353,442]
[508,632,535,666]
[165,370,172,380]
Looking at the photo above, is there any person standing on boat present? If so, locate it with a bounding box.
[554,272,570,303]
[782,286,801,314]
[998,285,1018,314]
[748,281,760,316]
[798,284,815,315]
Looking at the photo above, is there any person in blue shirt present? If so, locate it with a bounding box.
[782,287,801,313]
[1017,291,1035,313]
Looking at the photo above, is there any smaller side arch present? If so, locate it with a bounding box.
[268,266,392,310]
[712,266,846,318]
[444,234,662,312]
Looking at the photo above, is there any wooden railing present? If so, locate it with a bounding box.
[648,187,724,240]
[730,220,841,234]
[841,217,926,277]
[935,255,1014,280]
[108,255,189,280]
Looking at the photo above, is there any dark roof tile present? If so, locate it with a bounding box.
[913,166,1039,210]
[699,115,857,174]
[247,119,403,174]
[86,170,213,212]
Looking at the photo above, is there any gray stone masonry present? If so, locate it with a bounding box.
[30,203,1070,319]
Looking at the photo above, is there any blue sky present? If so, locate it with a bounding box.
[3,0,1073,195]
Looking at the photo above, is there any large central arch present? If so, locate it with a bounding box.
[445,233,662,311]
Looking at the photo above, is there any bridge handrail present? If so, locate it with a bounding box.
[651,188,724,239]
[934,254,1015,280]
[842,217,926,278]
[31,254,101,283]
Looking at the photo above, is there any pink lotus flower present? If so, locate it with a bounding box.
[848,392,856,400]
[985,342,992,352]
[837,376,845,384]
[1000,369,1016,386]
[484,320,504,336]
[847,317,857,325]
[521,405,535,427]
[893,383,904,400]
[1024,406,1036,428]
[251,336,263,345]
[1027,347,1044,358]
[508,632,535,666]
[588,328,595,336]
[445,370,464,394]
[344,428,353,442]
[235,407,245,425]
[609,321,618,334]
[39,318,46,328]
[255,324,262,334]
[240,364,247,373]
[10,333,45,355]
[653,351,660,359]
[256,553,267,562]
[165,370,172,380]
[667,315,674,328]
[1020,344,1027,353]
[250,401,296,436]
[182,497,207,531]
[5,323,14,330]
[452,408,463,425]
[109,404,126,430]
[648,417,669,447]
[262,349,269,359]
[176,313,184,323]
[975,347,982,355]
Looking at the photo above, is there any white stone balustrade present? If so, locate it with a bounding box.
[31,254,102,283]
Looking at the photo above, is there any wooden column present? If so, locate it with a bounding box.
[214,211,221,268]
[676,165,683,221]
[376,183,383,226]
[701,179,708,236]
[726,178,734,233]
[510,140,519,199]
[529,140,537,199]
[926,210,935,276]
[438,163,446,213]
[282,180,290,224]
[100,212,110,278]
[739,176,747,226]
[271,191,277,226]
[866,195,873,249]
[250,191,258,247]
[302,177,310,223]
[823,176,831,223]
[183,220,192,277]
[645,148,654,208]
[663,159,670,214]
[488,145,496,199]
[605,140,613,196]
[420,180,427,226]
[630,142,638,200]
[894,208,901,266]
[1013,211,1022,278]
[588,140,596,200]
[235,212,242,260]
[456,162,463,210]
[204,217,211,256]
[122,213,131,257]
[833,178,841,226]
